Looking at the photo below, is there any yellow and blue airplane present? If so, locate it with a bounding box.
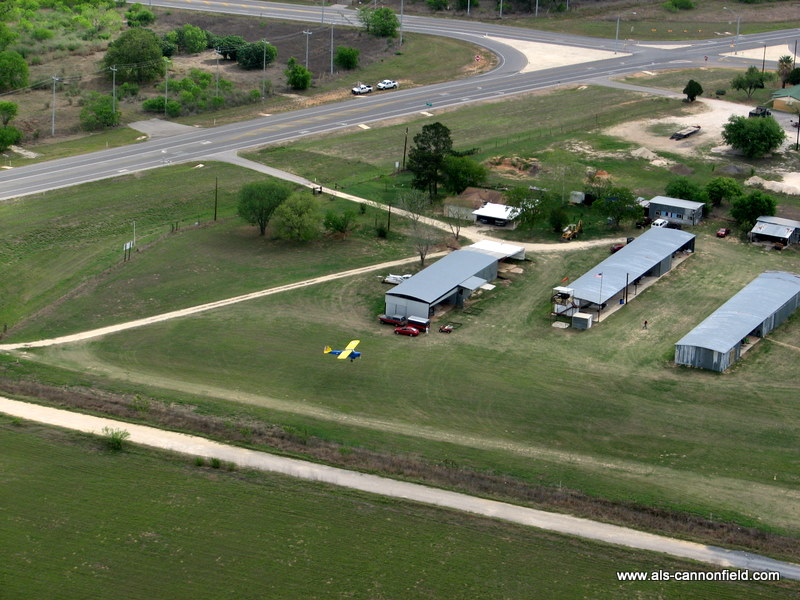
[323,340,361,362]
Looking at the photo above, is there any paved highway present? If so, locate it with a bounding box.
[0,1,796,200]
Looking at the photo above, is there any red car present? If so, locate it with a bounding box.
[394,326,420,337]
[716,227,731,238]
[610,243,626,254]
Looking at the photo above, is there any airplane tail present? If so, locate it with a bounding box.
[323,346,332,354]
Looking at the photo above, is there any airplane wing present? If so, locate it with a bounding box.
[338,340,360,360]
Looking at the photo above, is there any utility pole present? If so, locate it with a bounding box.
[215,52,220,97]
[214,177,218,221]
[50,75,60,136]
[303,30,312,68]
[400,0,404,45]
[402,127,409,170]
[499,0,503,18]
[110,65,117,118]
[330,24,334,75]
[262,39,268,98]
[163,58,170,116]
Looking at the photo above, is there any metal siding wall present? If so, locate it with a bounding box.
[675,345,731,372]
[385,297,430,319]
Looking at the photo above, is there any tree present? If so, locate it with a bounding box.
[683,79,703,102]
[237,180,292,236]
[215,35,246,60]
[0,101,17,126]
[237,41,278,70]
[103,28,164,84]
[174,24,207,54]
[399,190,438,266]
[0,126,21,152]
[125,3,155,27]
[273,191,322,241]
[441,155,487,195]
[505,186,543,230]
[593,185,639,227]
[664,176,707,204]
[334,46,359,70]
[359,6,399,37]
[323,209,358,237]
[722,115,786,158]
[407,122,453,198]
[0,51,28,92]
[787,67,800,86]
[284,57,311,90]
[79,92,120,131]
[777,55,794,88]
[731,190,776,230]
[730,66,772,99]
[548,203,568,234]
[705,177,743,207]
[0,22,18,51]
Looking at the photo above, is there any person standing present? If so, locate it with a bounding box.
[643,320,648,329]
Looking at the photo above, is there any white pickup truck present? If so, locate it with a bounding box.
[351,83,373,95]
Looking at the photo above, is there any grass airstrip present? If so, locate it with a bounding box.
[1,79,799,592]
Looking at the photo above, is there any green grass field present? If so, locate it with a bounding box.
[1,81,799,569]
[2,420,797,599]
[21,228,800,539]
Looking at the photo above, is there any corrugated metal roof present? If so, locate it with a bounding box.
[472,203,521,220]
[750,216,800,240]
[468,240,526,260]
[570,228,695,304]
[649,196,706,211]
[772,84,800,100]
[386,250,497,303]
[675,271,800,354]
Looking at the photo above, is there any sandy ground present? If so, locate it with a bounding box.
[722,43,800,62]
[2,395,799,579]
[488,37,627,74]
[604,97,800,193]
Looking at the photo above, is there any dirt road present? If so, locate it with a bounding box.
[1,395,798,580]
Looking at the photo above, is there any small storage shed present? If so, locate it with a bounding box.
[771,84,800,112]
[675,271,800,372]
[749,216,800,246]
[385,250,498,318]
[472,203,521,228]
[648,196,705,226]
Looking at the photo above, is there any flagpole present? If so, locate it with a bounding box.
[598,274,603,322]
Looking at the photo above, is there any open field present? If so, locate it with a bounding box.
[4,420,797,599]
[18,228,800,540]
[1,77,800,568]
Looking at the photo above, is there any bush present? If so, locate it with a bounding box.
[79,92,120,131]
[118,81,139,99]
[285,57,311,90]
[716,89,726,96]
[663,0,693,11]
[237,41,278,70]
[427,0,448,10]
[125,3,155,27]
[101,427,130,452]
[0,126,22,152]
[334,46,359,70]
[31,28,54,41]
[248,89,261,102]
[174,24,207,54]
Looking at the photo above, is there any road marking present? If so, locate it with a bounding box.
[200,140,212,145]
[358,124,370,130]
